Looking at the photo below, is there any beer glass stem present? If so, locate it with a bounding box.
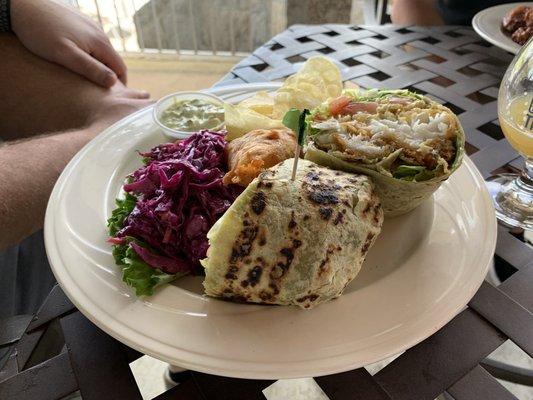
[487,156,533,230]
[520,157,533,188]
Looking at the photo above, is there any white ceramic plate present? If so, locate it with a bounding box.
[472,2,533,54]
[45,83,497,379]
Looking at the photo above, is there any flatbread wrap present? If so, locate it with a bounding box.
[201,159,383,309]
[304,89,465,217]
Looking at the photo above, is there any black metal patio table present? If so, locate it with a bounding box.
[1,24,533,400]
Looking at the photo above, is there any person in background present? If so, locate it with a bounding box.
[0,0,151,319]
[391,0,519,26]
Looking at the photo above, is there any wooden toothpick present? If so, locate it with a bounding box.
[291,144,301,181]
[290,108,309,181]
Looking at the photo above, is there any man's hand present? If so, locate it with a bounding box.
[11,0,127,88]
[87,82,152,133]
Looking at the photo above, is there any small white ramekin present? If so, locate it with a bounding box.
[153,91,225,140]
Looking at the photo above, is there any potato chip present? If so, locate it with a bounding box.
[272,57,342,118]
[238,91,275,117]
[223,56,343,140]
[224,103,283,141]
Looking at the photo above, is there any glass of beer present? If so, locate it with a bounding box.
[487,38,533,230]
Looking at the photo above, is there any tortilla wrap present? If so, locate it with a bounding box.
[202,159,383,308]
[305,90,465,217]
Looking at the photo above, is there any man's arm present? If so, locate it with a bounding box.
[0,86,151,251]
[0,128,96,250]
[391,0,444,25]
[0,34,148,142]
[11,0,127,87]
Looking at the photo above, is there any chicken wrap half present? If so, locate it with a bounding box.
[304,89,465,216]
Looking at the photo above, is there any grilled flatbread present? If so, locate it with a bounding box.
[202,159,383,309]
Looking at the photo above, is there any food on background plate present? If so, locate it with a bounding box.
[202,159,383,309]
[304,89,465,216]
[224,57,342,140]
[502,5,533,45]
[107,130,242,296]
[223,128,296,186]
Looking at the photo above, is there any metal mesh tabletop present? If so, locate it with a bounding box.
[1,24,533,400]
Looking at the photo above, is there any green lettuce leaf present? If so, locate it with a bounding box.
[282,108,301,133]
[112,238,183,297]
[348,89,425,102]
[108,193,183,296]
[107,192,137,236]
[308,89,425,125]
[393,165,436,182]
[282,108,310,146]
[308,101,330,122]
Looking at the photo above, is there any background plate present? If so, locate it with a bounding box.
[45,83,497,379]
[472,2,532,54]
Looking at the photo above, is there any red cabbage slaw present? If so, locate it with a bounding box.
[108,130,242,295]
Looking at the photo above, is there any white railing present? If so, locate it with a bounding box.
[72,0,375,57]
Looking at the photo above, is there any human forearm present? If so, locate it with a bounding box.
[0,127,96,250]
[391,0,444,25]
[0,81,151,250]
[0,30,147,141]
[11,0,127,87]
